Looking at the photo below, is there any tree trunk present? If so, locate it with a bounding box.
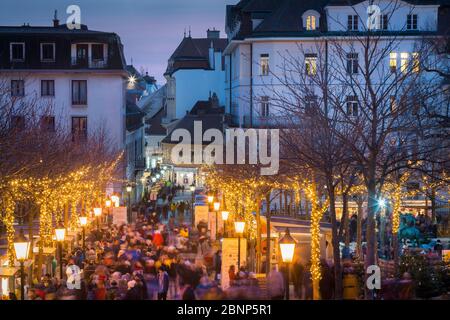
[431,187,436,224]
[256,197,262,273]
[365,182,377,300]
[356,199,363,259]
[265,194,271,277]
[328,187,343,299]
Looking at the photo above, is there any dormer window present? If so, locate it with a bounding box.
[40,43,55,62]
[306,16,316,30]
[92,44,104,61]
[10,43,25,62]
[303,10,320,31]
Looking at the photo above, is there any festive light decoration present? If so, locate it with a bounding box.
[1,153,123,265]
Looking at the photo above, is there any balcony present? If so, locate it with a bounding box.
[71,58,108,69]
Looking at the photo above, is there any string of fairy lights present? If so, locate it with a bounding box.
[205,167,330,284]
[0,154,123,266]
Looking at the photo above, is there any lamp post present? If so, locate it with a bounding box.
[55,224,66,281]
[105,199,112,225]
[126,185,132,223]
[14,229,30,300]
[94,207,102,232]
[79,216,87,254]
[190,185,195,226]
[221,211,229,237]
[213,202,220,240]
[234,221,245,269]
[279,228,296,300]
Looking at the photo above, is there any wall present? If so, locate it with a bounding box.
[4,71,126,150]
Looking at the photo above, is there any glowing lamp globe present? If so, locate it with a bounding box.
[207,196,214,204]
[279,228,296,263]
[105,199,112,208]
[55,225,66,242]
[190,185,195,192]
[93,207,102,217]
[79,216,88,226]
[221,211,229,221]
[126,185,132,193]
[14,230,30,261]
[234,221,245,234]
[213,202,220,211]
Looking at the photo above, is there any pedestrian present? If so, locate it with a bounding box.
[157,267,169,300]
[267,266,284,300]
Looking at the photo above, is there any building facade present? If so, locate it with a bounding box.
[0,20,128,195]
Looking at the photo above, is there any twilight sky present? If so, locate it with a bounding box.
[0,0,236,83]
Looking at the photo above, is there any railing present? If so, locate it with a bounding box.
[71,57,108,68]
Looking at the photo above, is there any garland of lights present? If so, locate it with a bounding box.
[1,153,123,263]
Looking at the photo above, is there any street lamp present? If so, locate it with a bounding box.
[126,185,132,223]
[111,195,120,207]
[190,185,195,227]
[105,199,112,224]
[94,207,102,231]
[279,228,296,300]
[14,229,30,300]
[213,202,220,240]
[234,221,245,269]
[55,224,66,281]
[221,211,229,237]
[79,216,87,254]
[207,196,214,204]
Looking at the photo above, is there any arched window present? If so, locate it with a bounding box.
[302,10,320,31]
[306,15,316,30]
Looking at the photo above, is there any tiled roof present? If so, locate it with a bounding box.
[145,107,167,136]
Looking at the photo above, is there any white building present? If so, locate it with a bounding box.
[0,20,127,193]
[224,0,447,127]
[164,29,228,122]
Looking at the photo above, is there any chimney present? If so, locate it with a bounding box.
[53,10,59,27]
[207,28,220,39]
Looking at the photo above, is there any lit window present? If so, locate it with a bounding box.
[412,52,420,73]
[401,52,409,73]
[306,15,316,31]
[390,53,397,73]
[260,54,269,76]
[305,53,317,76]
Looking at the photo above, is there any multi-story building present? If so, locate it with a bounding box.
[223,0,449,217]
[0,19,128,192]
[164,29,228,122]
[224,0,448,127]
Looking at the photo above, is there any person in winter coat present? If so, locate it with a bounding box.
[157,267,170,300]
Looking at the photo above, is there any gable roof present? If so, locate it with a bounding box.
[165,36,228,75]
[145,107,167,136]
